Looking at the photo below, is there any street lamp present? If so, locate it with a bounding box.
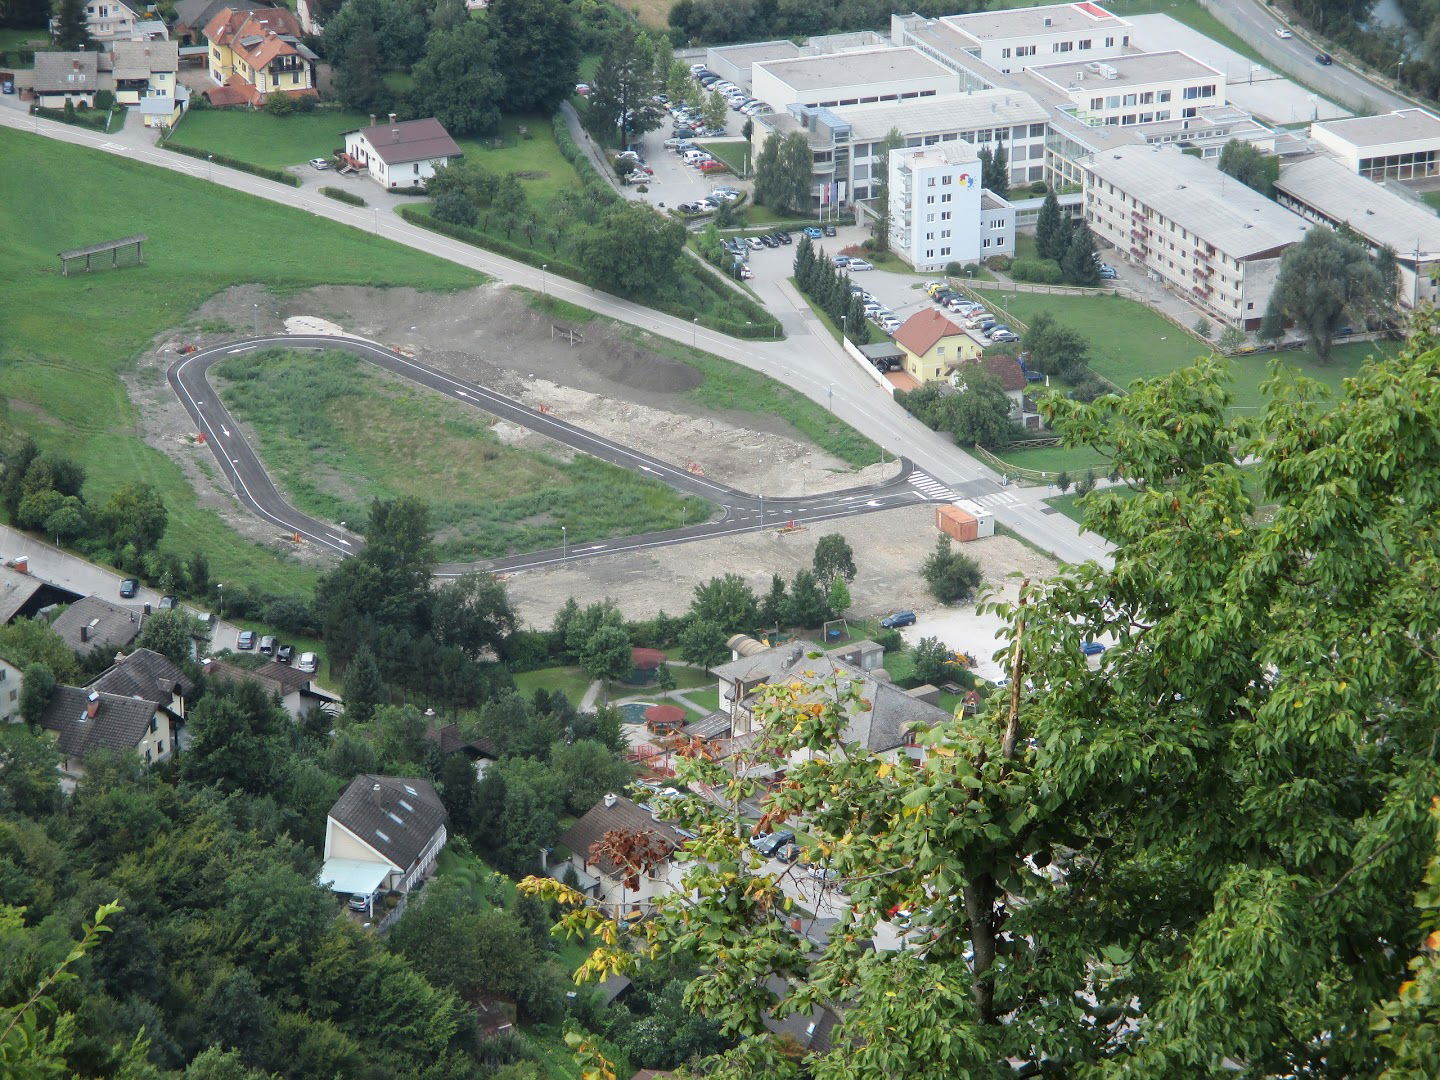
[542,263,548,297]
[253,302,259,337]
[207,153,213,181]
[216,583,224,618]
[561,525,567,559]
[692,317,698,346]
[828,382,834,411]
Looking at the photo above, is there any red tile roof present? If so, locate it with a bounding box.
[893,308,966,358]
[979,352,1029,392]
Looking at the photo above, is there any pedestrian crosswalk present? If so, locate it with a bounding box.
[907,473,959,501]
[972,490,1021,508]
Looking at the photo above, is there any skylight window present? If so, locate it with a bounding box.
[375,829,390,842]
[387,812,404,825]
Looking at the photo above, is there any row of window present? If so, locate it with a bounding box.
[808,89,938,109]
[998,34,1129,59]
[1089,89,1174,110]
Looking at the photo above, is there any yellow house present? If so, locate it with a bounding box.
[203,6,317,107]
[892,308,981,382]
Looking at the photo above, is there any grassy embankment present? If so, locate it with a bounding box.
[0,127,481,597]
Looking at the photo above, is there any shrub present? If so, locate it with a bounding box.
[265,93,294,117]
[293,94,317,113]
[1011,258,1063,284]
[873,628,903,652]
[944,260,964,276]
[635,184,648,193]
[1194,317,1212,339]
[321,186,367,207]
[1029,180,1048,194]
[985,255,1011,272]
[433,189,477,226]
[95,89,115,110]
[921,535,983,605]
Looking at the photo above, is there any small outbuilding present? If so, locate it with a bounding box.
[644,704,687,735]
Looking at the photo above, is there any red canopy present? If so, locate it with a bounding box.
[631,647,667,670]
[644,704,687,730]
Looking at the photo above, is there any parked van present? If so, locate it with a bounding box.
[258,635,276,655]
[683,150,708,164]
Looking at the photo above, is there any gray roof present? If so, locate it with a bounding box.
[685,711,733,740]
[1029,50,1220,92]
[329,775,447,870]
[762,975,840,1054]
[109,40,179,78]
[838,90,1048,143]
[756,48,955,94]
[1085,144,1311,259]
[858,341,904,361]
[39,685,160,760]
[1275,154,1440,258]
[945,3,1128,41]
[33,52,100,93]
[350,117,463,166]
[174,0,272,29]
[558,795,687,878]
[50,597,143,655]
[87,648,194,705]
[0,565,46,624]
[202,656,316,696]
[1311,108,1440,150]
[715,641,950,754]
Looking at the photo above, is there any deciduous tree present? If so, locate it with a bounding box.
[678,618,728,672]
[408,19,504,137]
[135,608,208,665]
[1218,137,1279,198]
[1265,225,1385,361]
[948,369,1018,447]
[489,0,581,113]
[689,574,758,632]
[812,534,857,587]
[577,201,686,296]
[920,533,982,603]
[1023,310,1090,381]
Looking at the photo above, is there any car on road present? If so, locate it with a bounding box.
[750,830,796,857]
[1315,52,1333,64]
[848,259,873,271]
[881,610,916,628]
[803,226,823,239]
[237,630,256,650]
[1275,27,1292,38]
[275,644,295,664]
[297,651,319,673]
[309,157,331,170]
[119,578,138,598]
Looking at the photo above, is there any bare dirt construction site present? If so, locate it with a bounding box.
[131,282,1055,632]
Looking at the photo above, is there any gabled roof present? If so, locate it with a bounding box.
[175,0,268,31]
[39,686,161,760]
[109,40,179,79]
[204,6,312,69]
[349,118,463,166]
[50,597,143,654]
[33,52,100,93]
[328,775,447,870]
[893,308,967,359]
[558,795,687,878]
[87,648,194,704]
[202,656,317,696]
[978,352,1028,392]
[423,720,497,759]
[0,565,47,625]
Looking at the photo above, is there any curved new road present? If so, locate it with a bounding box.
[169,334,946,576]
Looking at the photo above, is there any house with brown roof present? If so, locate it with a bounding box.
[556,793,690,921]
[200,656,337,721]
[319,775,448,920]
[203,6,316,107]
[38,685,173,775]
[50,596,144,657]
[972,351,1030,418]
[892,308,981,383]
[342,115,464,189]
[87,648,193,723]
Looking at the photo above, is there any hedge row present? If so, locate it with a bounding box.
[163,139,302,187]
[321,186,366,206]
[397,205,591,283]
[551,112,621,205]
[32,106,110,131]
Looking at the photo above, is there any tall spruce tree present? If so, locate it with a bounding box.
[1062,222,1101,286]
[1035,190,1063,259]
[53,0,92,50]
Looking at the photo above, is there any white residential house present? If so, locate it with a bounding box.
[555,793,689,921]
[0,657,22,725]
[77,0,168,43]
[37,686,174,778]
[320,775,448,921]
[342,115,464,189]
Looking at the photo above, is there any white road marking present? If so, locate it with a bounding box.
[228,345,257,354]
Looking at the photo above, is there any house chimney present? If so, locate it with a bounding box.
[86,691,101,719]
[369,113,376,127]
[603,792,618,808]
[81,624,90,643]
[371,781,384,808]
[388,112,397,124]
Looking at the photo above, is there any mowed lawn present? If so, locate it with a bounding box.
[214,349,710,561]
[453,113,586,209]
[169,107,371,168]
[0,128,481,595]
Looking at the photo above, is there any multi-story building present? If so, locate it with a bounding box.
[203,5,317,107]
[1275,154,1440,309]
[1084,144,1310,329]
[750,47,959,111]
[1027,51,1224,129]
[889,142,1015,270]
[923,2,1134,74]
[1309,108,1440,180]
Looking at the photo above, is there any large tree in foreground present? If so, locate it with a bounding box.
[528,320,1440,1077]
[488,0,581,114]
[1265,224,1386,361]
[585,23,664,148]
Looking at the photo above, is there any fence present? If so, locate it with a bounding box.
[842,337,896,396]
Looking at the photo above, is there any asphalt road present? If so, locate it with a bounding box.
[1204,0,1412,113]
[2,107,1111,568]
[170,335,944,575]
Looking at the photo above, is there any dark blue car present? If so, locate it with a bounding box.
[881,611,916,629]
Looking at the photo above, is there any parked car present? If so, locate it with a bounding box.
[823,224,837,237]
[1315,52,1333,64]
[985,324,1013,339]
[965,314,993,329]
[156,594,177,609]
[807,865,840,882]
[1275,27,1292,38]
[761,234,779,247]
[990,330,1020,343]
[309,157,331,170]
[1098,268,1118,280]
[275,644,295,664]
[119,578,138,598]
[803,226,823,239]
[924,280,946,294]
[776,231,792,244]
[698,160,727,173]
[1081,641,1107,656]
[348,893,372,912]
[881,610,917,628]
[833,255,852,267]
[259,635,276,655]
[775,842,801,864]
[848,259,873,271]
[297,651,319,673]
[237,630,256,650]
[746,236,765,250]
[750,830,796,857]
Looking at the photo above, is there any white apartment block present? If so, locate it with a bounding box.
[1028,51,1224,128]
[1309,108,1440,180]
[1084,145,1310,329]
[750,47,959,110]
[936,2,1133,73]
[889,142,1016,270]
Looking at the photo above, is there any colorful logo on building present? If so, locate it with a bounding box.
[958,173,976,188]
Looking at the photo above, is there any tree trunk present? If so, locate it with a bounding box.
[964,874,998,1024]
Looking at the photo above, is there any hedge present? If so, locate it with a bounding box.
[322,186,366,206]
[32,105,111,131]
[162,140,302,187]
[398,205,592,283]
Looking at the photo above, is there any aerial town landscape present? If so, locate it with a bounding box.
[1,0,1438,1072]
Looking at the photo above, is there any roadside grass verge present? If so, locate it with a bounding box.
[0,127,481,596]
[791,277,885,345]
[515,288,882,469]
[214,348,710,562]
[168,107,371,169]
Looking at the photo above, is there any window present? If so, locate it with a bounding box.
[1030,123,1045,138]
[940,193,951,203]
[1090,97,1103,110]
[940,247,951,256]
[926,213,935,221]
[149,716,157,733]
[157,740,164,754]
[1017,45,1036,57]
[940,211,952,220]
[1053,41,1073,53]
[1001,47,1011,58]
[983,237,991,248]
[1140,91,1154,104]
[927,176,935,187]
[1079,38,1091,49]
[941,174,952,185]
[941,229,951,238]
[926,249,935,258]
[1104,35,1114,46]
[1158,90,1171,103]
[926,195,935,204]
[1123,93,1137,106]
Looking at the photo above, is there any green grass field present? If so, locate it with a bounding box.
[169,108,372,169]
[214,348,709,561]
[697,140,749,176]
[512,665,598,706]
[454,114,582,209]
[0,26,50,54]
[0,128,481,596]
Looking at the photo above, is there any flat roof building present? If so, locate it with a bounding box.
[1028,51,1223,128]
[939,2,1133,73]
[1309,108,1440,180]
[751,47,959,110]
[1084,144,1310,328]
[1275,153,1440,308]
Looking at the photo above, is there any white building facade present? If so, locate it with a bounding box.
[938,2,1134,73]
[1309,108,1440,180]
[1028,51,1224,129]
[889,143,1000,270]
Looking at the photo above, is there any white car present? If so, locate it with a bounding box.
[308,157,331,170]
[847,259,873,271]
[297,651,318,674]
[1275,27,1292,38]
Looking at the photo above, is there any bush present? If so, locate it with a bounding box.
[921,535,983,605]
[873,628,903,653]
[1011,258,1063,284]
[433,189,477,226]
[94,89,115,110]
[1194,317,1212,339]
[985,255,1012,272]
[1029,180,1048,194]
[293,94,317,113]
[321,186,366,207]
[944,260,964,276]
[265,93,295,117]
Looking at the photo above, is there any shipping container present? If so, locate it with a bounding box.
[937,505,979,543]
[955,499,996,538]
